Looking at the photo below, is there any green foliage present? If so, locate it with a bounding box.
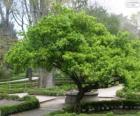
[106,112,114,116]
[5,41,34,73]
[0,80,75,95]
[0,66,12,80]
[28,84,76,96]
[0,96,39,116]
[49,111,77,116]
[0,81,37,94]
[26,9,123,87]
[116,89,140,100]
[137,112,140,116]
[0,94,39,116]
[87,6,120,35]
[54,70,73,85]
[0,93,19,100]
[48,111,138,116]
[66,99,140,113]
[5,8,140,93]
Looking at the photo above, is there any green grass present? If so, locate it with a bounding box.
[0,80,76,95]
[48,111,140,116]
[0,81,38,93]
[28,84,75,96]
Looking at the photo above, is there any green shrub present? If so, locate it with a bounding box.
[0,93,19,100]
[48,111,88,116]
[28,85,76,96]
[66,99,140,113]
[137,112,140,116]
[0,66,12,81]
[106,112,114,116]
[0,95,39,116]
[28,88,66,96]
[116,89,140,100]
[116,89,125,98]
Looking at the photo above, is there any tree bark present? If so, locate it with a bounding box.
[38,68,54,88]
[74,88,84,113]
[70,73,100,113]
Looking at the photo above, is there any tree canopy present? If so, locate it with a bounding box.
[5,8,140,110]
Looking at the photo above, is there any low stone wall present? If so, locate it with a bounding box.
[65,91,98,104]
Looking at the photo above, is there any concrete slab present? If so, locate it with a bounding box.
[98,84,123,98]
[35,96,56,103]
[9,93,28,98]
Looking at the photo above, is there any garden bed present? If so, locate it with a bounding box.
[0,94,39,116]
[65,90,98,104]
[65,99,140,113]
[48,110,140,116]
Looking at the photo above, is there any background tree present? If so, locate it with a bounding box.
[87,6,120,35]
[0,0,16,38]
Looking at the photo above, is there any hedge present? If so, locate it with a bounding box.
[116,90,140,100]
[66,99,140,113]
[0,93,19,100]
[0,96,40,116]
[28,85,76,96]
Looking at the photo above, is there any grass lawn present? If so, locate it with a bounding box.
[0,80,76,95]
[48,110,140,116]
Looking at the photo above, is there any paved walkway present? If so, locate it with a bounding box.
[10,97,65,116]
[10,85,123,116]
[98,84,123,98]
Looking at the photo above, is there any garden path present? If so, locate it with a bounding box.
[10,85,123,116]
[10,96,65,116]
[98,84,123,98]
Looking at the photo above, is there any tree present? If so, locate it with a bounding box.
[0,0,16,38]
[70,0,88,11]
[5,8,140,112]
[87,6,120,35]
[11,0,70,31]
[5,40,33,73]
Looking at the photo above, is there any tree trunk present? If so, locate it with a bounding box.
[38,68,54,88]
[74,89,85,113]
[46,71,54,87]
[26,68,32,81]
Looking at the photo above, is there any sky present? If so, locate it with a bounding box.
[89,0,140,17]
[15,0,140,33]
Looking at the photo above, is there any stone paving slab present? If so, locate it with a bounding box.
[9,93,28,98]
[98,84,123,98]
[35,95,56,103]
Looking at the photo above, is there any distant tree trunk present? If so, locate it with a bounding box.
[26,67,32,81]
[46,71,54,87]
[38,68,54,88]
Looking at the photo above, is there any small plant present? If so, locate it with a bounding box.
[106,112,114,116]
[137,112,140,116]
[0,66,12,81]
